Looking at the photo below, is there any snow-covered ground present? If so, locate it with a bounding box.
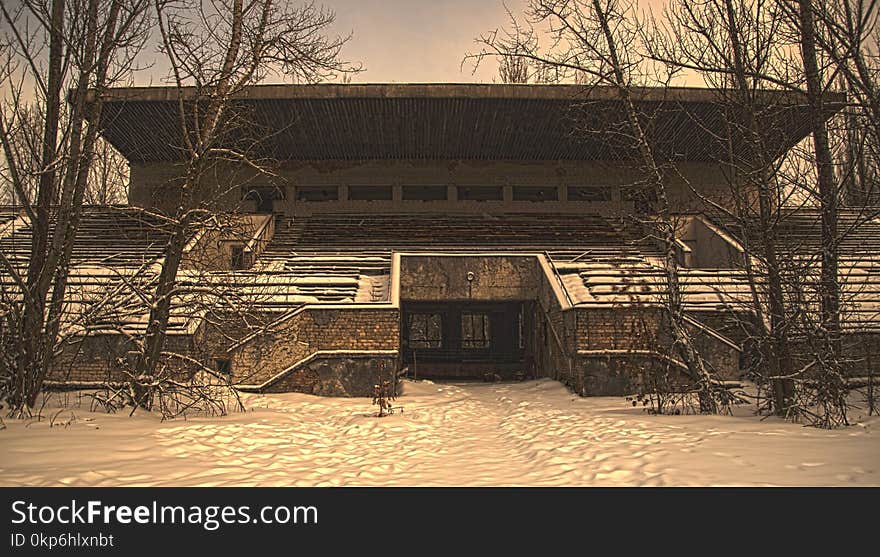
[1,379,878,486]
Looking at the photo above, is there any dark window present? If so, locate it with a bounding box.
[348,185,393,201]
[567,186,612,202]
[461,313,490,349]
[230,245,245,270]
[256,196,273,213]
[407,313,443,349]
[621,186,657,212]
[214,358,232,375]
[513,186,558,202]
[457,186,503,201]
[296,186,339,202]
[403,185,447,201]
[243,186,284,212]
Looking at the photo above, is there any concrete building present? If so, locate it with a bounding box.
[3,83,877,396]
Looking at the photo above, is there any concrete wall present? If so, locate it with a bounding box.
[678,216,744,268]
[128,159,733,216]
[259,353,398,396]
[181,214,272,271]
[399,254,539,301]
[128,161,261,215]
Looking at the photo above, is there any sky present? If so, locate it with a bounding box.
[132,0,671,86]
[326,0,529,83]
[325,0,672,83]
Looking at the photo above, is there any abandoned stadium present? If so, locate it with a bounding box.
[2,83,878,397]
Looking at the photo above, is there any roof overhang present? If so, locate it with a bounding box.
[89,83,845,164]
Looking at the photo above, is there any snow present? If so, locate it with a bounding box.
[1,379,878,486]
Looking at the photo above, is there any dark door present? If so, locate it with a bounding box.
[401,301,527,379]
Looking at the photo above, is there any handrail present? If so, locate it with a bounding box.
[244,214,274,255]
[681,313,742,352]
[543,309,573,383]
[543,250,575,308]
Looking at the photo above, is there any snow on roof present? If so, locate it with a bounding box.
[557,255,754,312]
[554,249,880,332]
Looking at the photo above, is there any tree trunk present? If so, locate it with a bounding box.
[131,0,246,408]
[592,0,717,412]
[722,0,795,416]
[132,214,190,409]
[20,0,65,409]
[797,0,842,364]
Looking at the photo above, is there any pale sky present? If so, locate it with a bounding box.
[327,0,529,82]
[133,0,672,85]
[327,0,670,83]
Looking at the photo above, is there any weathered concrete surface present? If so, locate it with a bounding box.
[399,254,539,301]
[129,159,732,216]
[259,354,399,397]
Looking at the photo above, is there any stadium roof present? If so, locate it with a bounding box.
[89,83,844,164]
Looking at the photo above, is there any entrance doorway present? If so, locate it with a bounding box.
[401,301,530,379]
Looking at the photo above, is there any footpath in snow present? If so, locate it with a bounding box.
[1,379,878,486]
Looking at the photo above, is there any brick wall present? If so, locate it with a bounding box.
[687,322,741,381]
[45,306,399,396]
[49,333,197,384]
[575,307,669,351]
[227,306,399,394]
[563,306,741,395]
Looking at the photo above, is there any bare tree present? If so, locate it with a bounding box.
[804,0,880,422]
[789,0,844,387]
[812,1,879,205]
[469,0,724,413]
[646,0,803,416]
[64,211,285,419]
[84,138,128,204]
[647,0,879,426]
[1,114,128,205]
[129,0,357,409]
[0,0,152,416]
[498,52,531,83]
